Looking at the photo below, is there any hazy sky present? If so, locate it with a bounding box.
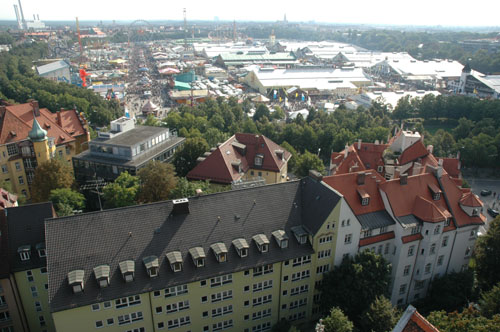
[2,0,500,27]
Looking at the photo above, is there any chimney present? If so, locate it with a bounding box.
[172,198,189,215]
[374,139,379,145]
[400,174,408,185]
[195,189,203,196]
[357,172,365,185]
[56,111,62,126]
[357,139,361,150]
[344,144,349,158]
[438,159,443,166]
[427,145,433,154]
[309,170,323,182]
[31,100,40,117]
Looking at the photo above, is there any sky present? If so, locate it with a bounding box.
[1,0,500,27]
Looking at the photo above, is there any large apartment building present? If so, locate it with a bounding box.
[0,101,90,199]
[46,175,341,332]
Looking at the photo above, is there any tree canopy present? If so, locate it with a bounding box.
[31,158,75,202]
[359,296,400,332]
[49,188,85,217]
[173,137,210,177]
[102,172,139,209]
[137,161,177,203]
[474,216,500,291]
[321,307,354,332]
[427,306,500,332]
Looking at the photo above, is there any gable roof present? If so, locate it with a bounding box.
[44,109,87,138]
[45,177,338,313]
[412,196,449,223]
[398,140,429,165]
[459,191,483,207]
[392,305,440,332]
[187,133,291,184]
[441,158,461,178]
[0,103,76,145]
[323,171,386,216]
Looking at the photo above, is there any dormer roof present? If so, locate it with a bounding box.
[412,196,449,223]
[459,192,483,207]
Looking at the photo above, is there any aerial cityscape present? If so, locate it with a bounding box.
[0,1,500,332]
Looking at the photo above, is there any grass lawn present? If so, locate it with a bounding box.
[423,119,458,135]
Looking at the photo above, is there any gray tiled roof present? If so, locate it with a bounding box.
[46,178,339,313]
[357,210,396,230]
[6,202,54,272]
[398,214,421,228]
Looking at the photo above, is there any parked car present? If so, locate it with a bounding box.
[487,208,499,218]
[481,189,492,196]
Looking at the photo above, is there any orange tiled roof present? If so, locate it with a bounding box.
[459,192,483,208]
[359,231,395,247]
[441,158,460,178]
[323,171,386,216]
[399,140,429,165]
[412,196,449,223]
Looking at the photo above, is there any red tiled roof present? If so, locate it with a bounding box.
[440,174,485,227]
[0,188,17,210]
[323,171,386,215]
[405,311,441,332]
[402,233,423,244]
[44,109,87,138]
[399,140,429,165]
[187,133,290,184]
[412,196,449,223]
[441,158,460,178]
[379,173,450,219]
[356,142,388,169]
[359,231,395,247]
[1,103,75,145]
[459,192,483,207]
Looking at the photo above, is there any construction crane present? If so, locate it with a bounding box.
[183,8,187,50]
[76,17,83,58]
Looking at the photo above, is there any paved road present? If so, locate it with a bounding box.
[463,177,500,230]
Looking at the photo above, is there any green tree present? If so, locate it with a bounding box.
[322,307,354,332]
[320,251,391,323]
[271,319,291,332]
[173,137,210,177]
[359,296,400,332]
[475,216,500,291]
[102,172,139,209]
[480,282,500,319]
[31,159,75,202]
[137,161,177,203]
[293,150,324,177]
[170,178,212,199]
[49,188,85,217]
[203,128,227,147]
[142,114,160,126]
[427,307,500,332]
[253,104,270,122]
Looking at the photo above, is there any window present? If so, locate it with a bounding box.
[403,265,411,276]
[291,270,310,281]
[362,229,372,238]
[0,311,10,322]
[58,150,63,158]
[95,321,103,328]
[166,300,190,313]
[252,308,272,321]
[430,243,436,255]
[153,290,161,297]
[35,301,42,312]
[253,280,273,292]
[165,284,188,298]
[7,144,18,156]
[344,234,352,244]
[290,284,309,296]
[19,251,30,261]
[434,225,441,234]
[399,284,407,295]
[92,304,100,311]
[158,322,164,329]
[103,301,111,309]
[377,165,384,172]
[316,264,330,274]
[156,306,162,314]
[26,270,34,282]
[384,243,390,255]
[212,319,233,332]
[317,249,331,259]
[425,263,431,274]
[445,218,451,227]
[38,315,46,327]
[437,255,444,266]
[289,298,307,309]
[115,295,141,309]
[472,209,478,216]
[433,193,441,201]
[442,236,449,247]
[118,312,143,325]
[408,245,415,257]
[319,235,333,244]
[254,156,263,166]
[211,304,233,317]
[31,286,38,297]
[15,162,21,171]
[252,294,272,307]
[106,318,114,325]
[211,290,232,303]
[17,175,23,185]
[210,274,232,287]
[361,197,370,206]
[253,264,273,276]
[411,225,421,235]
[292,255,311,266]
[1,165,7,173]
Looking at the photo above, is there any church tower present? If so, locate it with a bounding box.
[28,115,53,163]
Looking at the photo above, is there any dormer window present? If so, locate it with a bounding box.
[275,149,284,160]
[291,226,309,245]
[119,260,135,282]
[357,188,370,206]
[18,245,31,261]
[36,243,46,258]
[166,251,183,272]
[211,243,228,263]
[253,234,270,253]
[254,154,263,166]
[93,265,110,288]
[232,238,249,258]
[68,270,84,293]
[428,183,442,201]
[189,247,206,268]
[272,230,289,249]
[444,218,451,227]
[231,160,242,173]
[472,208,478,216]
[142,256,159,278]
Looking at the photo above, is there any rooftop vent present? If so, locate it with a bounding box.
[400,174,408,185]
[166,251,183,272]
[189,247,206,268]
[68,270,84,293]
[232,238,249,257]
[143,256,159,278]
[172,198,189,215]
[119,260,135,282]
[93,265,110,288]
[272,230,289,248]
